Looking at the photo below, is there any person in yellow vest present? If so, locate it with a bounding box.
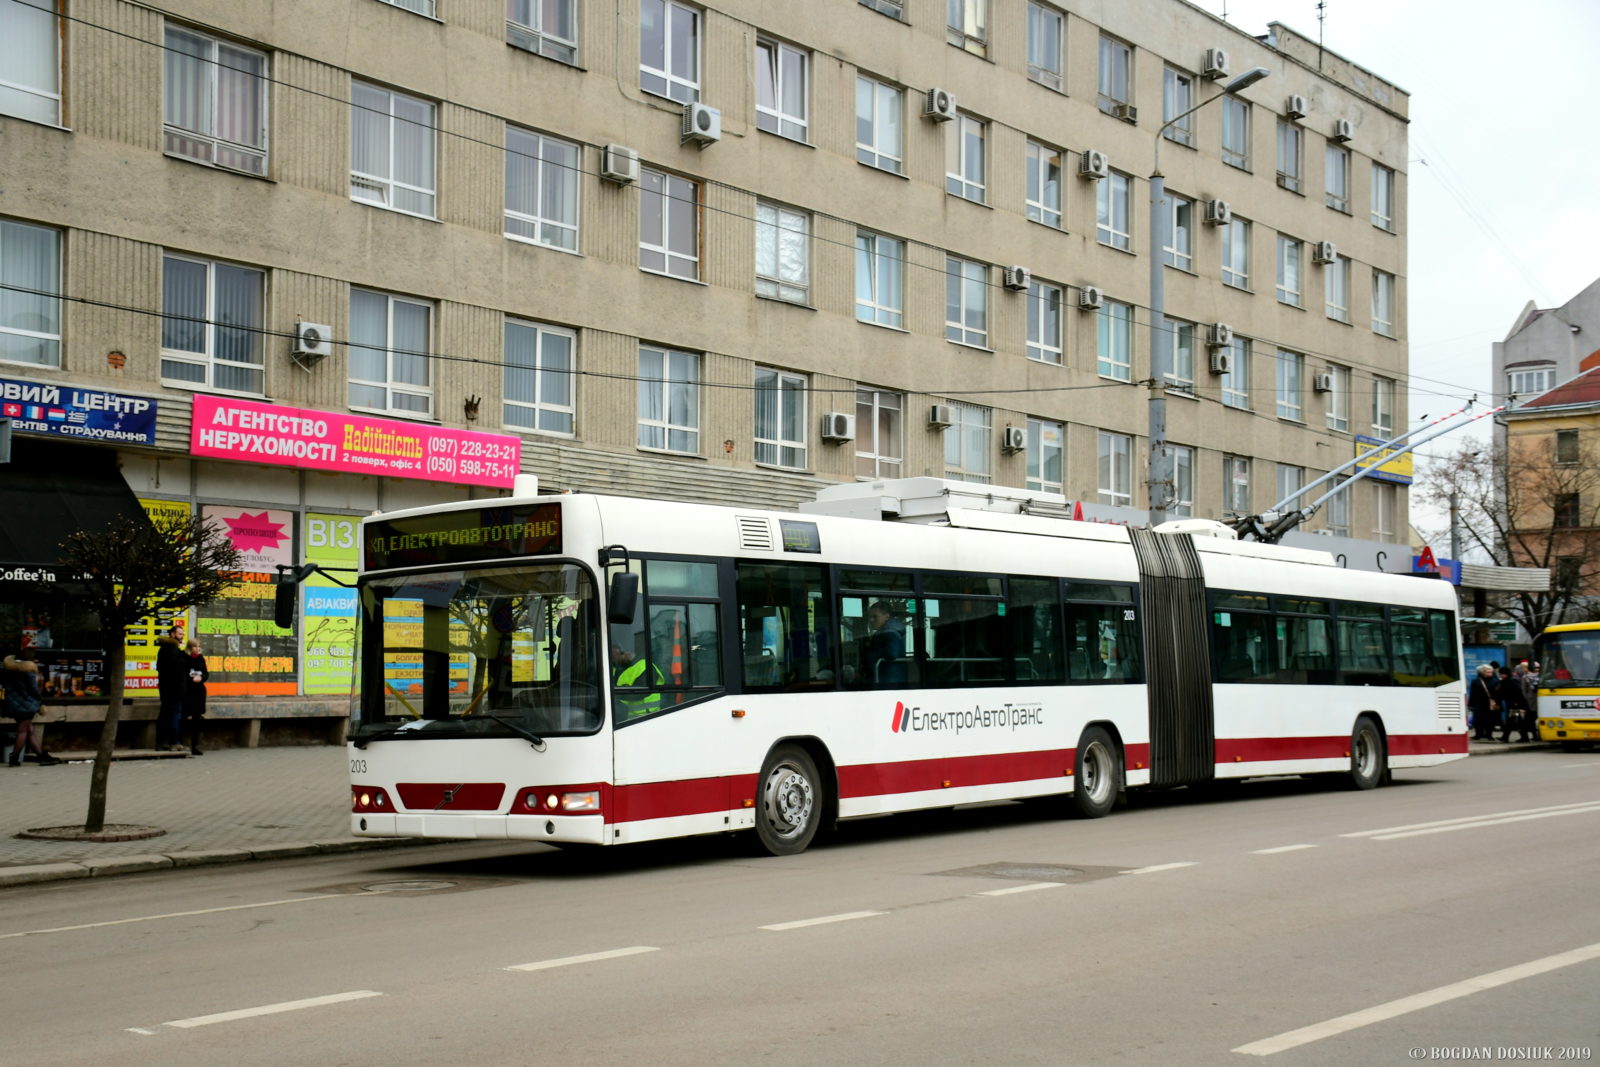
[609,644,664,718]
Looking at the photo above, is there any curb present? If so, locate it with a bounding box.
[1467,741,1555,757]
[0,836,438,889]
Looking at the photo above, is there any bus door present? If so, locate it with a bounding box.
[1128,528,1215,787]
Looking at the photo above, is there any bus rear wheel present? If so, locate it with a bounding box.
[754,745,822,856]
[1347,715,1386,790]
[1070,726,1121,818]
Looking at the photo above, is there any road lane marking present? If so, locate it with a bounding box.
[1352,803,1600,841]
[1252,845,1317,854]
[1233,940,1600,1056]
[1341,800,1600,839]
[1,894,348,941]
[976,882,1066,896]
[129,990,383,1034]
[760,911,886,931]
[1119,862,1197,875]
[506,946,659,971]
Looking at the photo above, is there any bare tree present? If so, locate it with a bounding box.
[61,511,241,833]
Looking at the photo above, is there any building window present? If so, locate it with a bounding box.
[350,82,436,218]
[503,318,574,435]
[1372,270,1396,336]
[163,26,268,176]
[349,289,433,416]
[639,0,699,103]
[1372,376,1395,437]
[1371,163,1395,231]
[1171,445,1194,517]
[1221,216,1250,289]
[639,167,699,280]
[1166,319,1194,391]
[1276,350,1303,421]
[1163,194,1192,270]
[754,368,807,469]
[861,0,902,17]
[1097,431,1132,506]
[945,113,987,203]
[1325,363,1350,433]
[855,76,902,174]
[1508,365,1555,401]
[1556,556,1583,593]
[1325,144,1350,212]
[1096,170,1131,250]
[1275,235,1302,306]
[1554,492,1581,528]
[504,126,580,251]
[1097,34,1132,115]
[756,38,808,141]
[1324,254,1350,322]
[1221,336,1250,410]
[945,257,988,347]
[1027,418,1064,493]
[856,231,904,328]
[0,0,60,124]
[1276,119,1301,192]
[1027,280,1063,365]
[1026,141,1063,228]
[507,0,578,64]
[1097,299,1133,381]
[1276,464,1303,511]
[1325,477,1350,537]
[1162,67,1193,146]
[755,201,810,304]
[1027,3,1064,90]
[1221,96,1250,169]
[0,220,61,367]
[855,388,903,478]
[637,345,699,453]
[947,0,988,57]
[1373,481,1396,541]
[1555,429,1580,466]
[377,0,434,15]
[945,402,992,484]
[160,254,265,394]
[1223,454,1251,516]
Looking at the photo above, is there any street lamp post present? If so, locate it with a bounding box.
[1146,66,1270,527]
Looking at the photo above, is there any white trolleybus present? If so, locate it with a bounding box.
[348,478,1468,856]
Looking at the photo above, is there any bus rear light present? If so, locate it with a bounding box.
[352,786,392,812]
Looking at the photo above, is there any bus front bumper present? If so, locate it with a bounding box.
[351,812,608,845]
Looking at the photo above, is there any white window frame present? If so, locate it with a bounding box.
[1163,193,1193,271]
[861,0,903,17]
[1166,319,1194,391]
[1221,336,1250,410]
[1171,445,1194,517]
[856,231,904,328]
[755,201,810,304]
[1096,170,1131,250]
[945,256,988,348]
[1026,140,1063,229]
[1162,67,1193,146]
[1027,280,1063,365]
[350,82,436,218]
[1223,454,1251,516]
[855,76,903,174]
[163,25,268,176]
[639,166,700,280]
[377,0,435,15]
[637,344,699,454]
[1373,481,1396,541]
[754,367,808,470]
[945,113,987,203]
[947,0,988,57]
[944,402,992,484]
[1325,363,1350,433]
[1372,375,1395,437]
[1276,464,1303,512]
[503,317,576,436]
[1371,163,1395,230]
[1325,477,1350,537]
[1027,417,1064,494]
[348,288,434,417]
[1275,235,1302,306]
[507,0,579,64]
[1221,96,1250,169]
[1372,270,1396,336]
[1325,143,1350,212]
[1097,33,1131,114]
[0,0,61,125]
[1097,431,1132,507]
[1276,349,1304,422]
[504,125,581,251]
[756,37,808,142]
[855,388,903,479]
[1276,119,1301,192]
[160,252,266,394]
[1324,254,1350,322]
[1026,2,1064,91]
[1221,216,1250,289]
[1097,299,1133,381]
[639,0,700,103]
[1507,366,1555,402]
[0,219,62,368]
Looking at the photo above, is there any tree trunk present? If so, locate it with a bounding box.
[84,643,128,834]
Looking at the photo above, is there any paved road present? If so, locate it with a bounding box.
[5,747,1597,1065]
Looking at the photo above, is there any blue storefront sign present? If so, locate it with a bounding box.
[0,376,157,446]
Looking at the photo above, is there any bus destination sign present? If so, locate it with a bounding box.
[364,503,562,571]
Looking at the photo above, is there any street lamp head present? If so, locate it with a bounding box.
[1223,67,1271,94]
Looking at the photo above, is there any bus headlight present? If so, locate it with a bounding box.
[561,791,601,812]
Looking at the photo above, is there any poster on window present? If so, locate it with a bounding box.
[302,513,360,696]
[123,498,193,698]
[194,505,297,696]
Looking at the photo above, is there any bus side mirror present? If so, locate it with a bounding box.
[274,581,297,630]
[608,572,639,624]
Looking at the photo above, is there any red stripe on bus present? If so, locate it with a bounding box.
[394,782,506,811]
[611,775,759,822]
[837,749,1074,799]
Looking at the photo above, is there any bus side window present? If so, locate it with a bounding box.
[736,562,834,691]
[1007,577,1063,684]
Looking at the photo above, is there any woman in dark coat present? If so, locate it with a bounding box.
[184,638,210,755]
[4,649,58,766]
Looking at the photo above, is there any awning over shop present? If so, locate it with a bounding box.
[0,438,149,573]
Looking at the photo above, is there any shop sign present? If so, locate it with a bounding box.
[301,513,360,696]
[195,505,298,697]
[0,376,157,446]
[1353,435,1414,485]
[122,499,193,696]
[190,396,520,488]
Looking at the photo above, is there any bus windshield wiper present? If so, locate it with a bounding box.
[349,719,428,749]
[481,713,547,751]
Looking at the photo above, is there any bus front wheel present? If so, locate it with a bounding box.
[1347,715,1387,790]
[754,745,822,856]
[1070,726,1121,818]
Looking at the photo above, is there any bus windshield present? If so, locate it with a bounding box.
[353,563,601,738]
[1539,630,1600,687]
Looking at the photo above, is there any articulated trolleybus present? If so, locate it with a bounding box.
[348,478,1467,856]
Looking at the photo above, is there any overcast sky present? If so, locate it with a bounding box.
[1189,0,1600,529]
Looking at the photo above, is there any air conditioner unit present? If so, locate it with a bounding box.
[292,321,334,360]
[928,404,955,428]
[1285,94,1308,120]
[680,102,722,146]
[1001,426,1027,454]
[820,412,855,442]
[1078,286,1104,310]
[1002,265,1031,291]
[923,87,958,122]
[1208,350,1234,375]
[1206,322,1233,348]
[1114,103,1138,124]
[1204,199,1232,225]
[1313,240,1338,265]
[1078,149,1109,179]
[1313,372,1334,393]
[1202,47,1230,80]
[1331,118,1353,142]
[600,143,640,184]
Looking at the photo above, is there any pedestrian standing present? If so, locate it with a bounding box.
[155,626,188,752]
[184,638,210,755]
[1498,666,1532,742]
[3,649,59,766]
[1467,664,1500,741]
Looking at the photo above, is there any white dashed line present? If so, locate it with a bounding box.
[976,882,1067,896]
[1252,844,1317,855]
[506,946,660,971]
[760,911,886,931]
[1119,862,1198,875]
[4,894,348,941]
[129,990,383,1034]
[1341,800,1600,841]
